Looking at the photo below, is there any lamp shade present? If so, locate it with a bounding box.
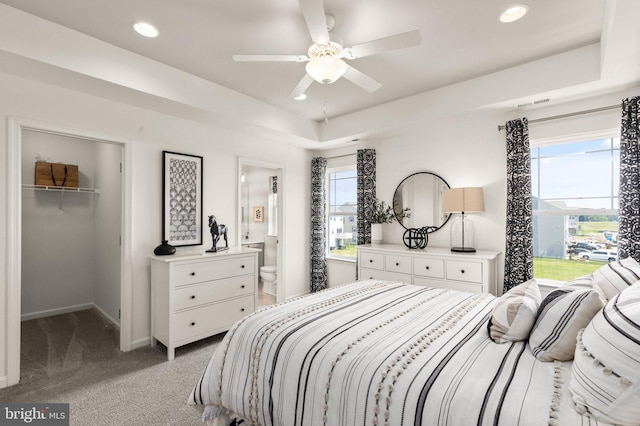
[305,56,347,84]
[442,187,485,213]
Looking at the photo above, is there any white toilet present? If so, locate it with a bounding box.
[260,235,277,296]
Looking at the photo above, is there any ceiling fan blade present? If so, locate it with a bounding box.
[299,0,330,45]
[343,65,382,92]
[347,30,421,59]
[288,74,315,99]
[233,54,306,62]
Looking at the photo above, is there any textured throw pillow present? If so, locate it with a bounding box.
[569,280,640,425]
[488,279,541,344]
[591,257,640,301]
[529,276,604,361]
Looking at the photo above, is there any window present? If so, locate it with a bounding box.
[531,136,619,282]
[327,166,357,258]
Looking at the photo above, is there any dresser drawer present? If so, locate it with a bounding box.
[173,256,255,286]
[360,252,384,270]
[385,255,412,274]
[174,294,254,344]
[173,275,254,311]
[413,277,482,294]
[413,258,445,279]
[446,261,482,284]
[360,268,411,283]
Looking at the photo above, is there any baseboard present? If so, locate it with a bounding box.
[92,304,120,328]
[131,336,151,350]
[21,303,94,321]
[0,375,7,389]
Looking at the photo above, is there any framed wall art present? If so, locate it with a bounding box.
[162,151,203,246]
[252,206,264,222]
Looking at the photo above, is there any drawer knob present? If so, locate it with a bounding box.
[190,322,196,326]
[425,266,430,270]
[241,285,245,289]
[190,295,196,299]
[190,272,196,276]
[395,262,399,266]
[369,259,373,263]
[241,308,245,312]
[461,269,465,274]
[241,265,245,268]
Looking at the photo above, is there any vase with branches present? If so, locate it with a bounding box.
[368,198,411,243]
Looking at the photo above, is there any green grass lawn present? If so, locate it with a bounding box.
[533,257,607,282]
[330,244,358,258]
[578,221,618,236]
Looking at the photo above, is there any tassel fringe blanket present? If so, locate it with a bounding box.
[189,280,611,426]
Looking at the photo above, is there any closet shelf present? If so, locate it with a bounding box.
[22,184,100,194]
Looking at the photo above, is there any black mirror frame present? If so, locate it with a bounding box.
[393,171,451,249]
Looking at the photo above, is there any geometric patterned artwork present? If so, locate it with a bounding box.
[162,151,203,246]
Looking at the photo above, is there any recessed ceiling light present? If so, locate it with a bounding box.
[293,93,307,101]
[133,21,159,38]
[500,5,529,23]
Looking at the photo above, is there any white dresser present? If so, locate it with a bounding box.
[150,248,259,360]
[357,244,501,295]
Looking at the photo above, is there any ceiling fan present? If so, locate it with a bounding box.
[232,0,421,99]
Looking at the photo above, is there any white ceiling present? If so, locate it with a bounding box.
[0,0,639,147]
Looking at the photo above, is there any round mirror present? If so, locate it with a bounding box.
[393,172,451,232]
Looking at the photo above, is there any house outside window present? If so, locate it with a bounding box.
[327,166,357,259]
[531,136,619,282]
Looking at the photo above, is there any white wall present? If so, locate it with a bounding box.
[0,69,312,384]
[21,131,98,317]
[241,165,275,241]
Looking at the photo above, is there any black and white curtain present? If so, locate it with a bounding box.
[310,157,328,292]
[503,118,533,292]
[618,96,640,262]
[357,149,376,244]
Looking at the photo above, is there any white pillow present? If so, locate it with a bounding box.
[529,276,604,361]
[569,280,640,425]
[592,257,640,301]
[488,279,541,344]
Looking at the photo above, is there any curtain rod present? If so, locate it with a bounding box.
[324,153,356,160]
[497,104,621,131]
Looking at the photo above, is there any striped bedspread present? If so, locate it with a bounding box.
[189,280,611,426]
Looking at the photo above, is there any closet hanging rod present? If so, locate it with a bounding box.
[497,104,621,131]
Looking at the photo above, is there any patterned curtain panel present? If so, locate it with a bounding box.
[503,118,533,292]
[618,97,640,262]
[357,149,376,244]
[311,157,328,292]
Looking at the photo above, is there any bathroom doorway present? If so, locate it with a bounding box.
[238,158,284,306]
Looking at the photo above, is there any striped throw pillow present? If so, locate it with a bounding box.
[569,280,640,425]
[529,276,604,361]
[592,257,640,301]
[488,279,541,344]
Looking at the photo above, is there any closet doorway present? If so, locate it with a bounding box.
[238,158,284,305]
[6,118,132,387]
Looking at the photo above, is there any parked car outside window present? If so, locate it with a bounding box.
[569,242,600,251]
[580,250,618,262]
[568,247,591,256]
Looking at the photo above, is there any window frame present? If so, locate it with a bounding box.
[530,131,620,285]
[326,164,358,260]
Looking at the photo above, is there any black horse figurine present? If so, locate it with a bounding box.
[207,215,228,253]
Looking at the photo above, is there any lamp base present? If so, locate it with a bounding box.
[451,246,476,253]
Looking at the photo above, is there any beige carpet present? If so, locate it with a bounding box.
[0,309,222,425]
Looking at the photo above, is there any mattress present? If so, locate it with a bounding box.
[189,280,612,425]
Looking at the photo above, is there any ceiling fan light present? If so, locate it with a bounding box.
[305,56,347,84]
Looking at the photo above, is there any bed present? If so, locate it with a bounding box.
[188,278,640,426]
